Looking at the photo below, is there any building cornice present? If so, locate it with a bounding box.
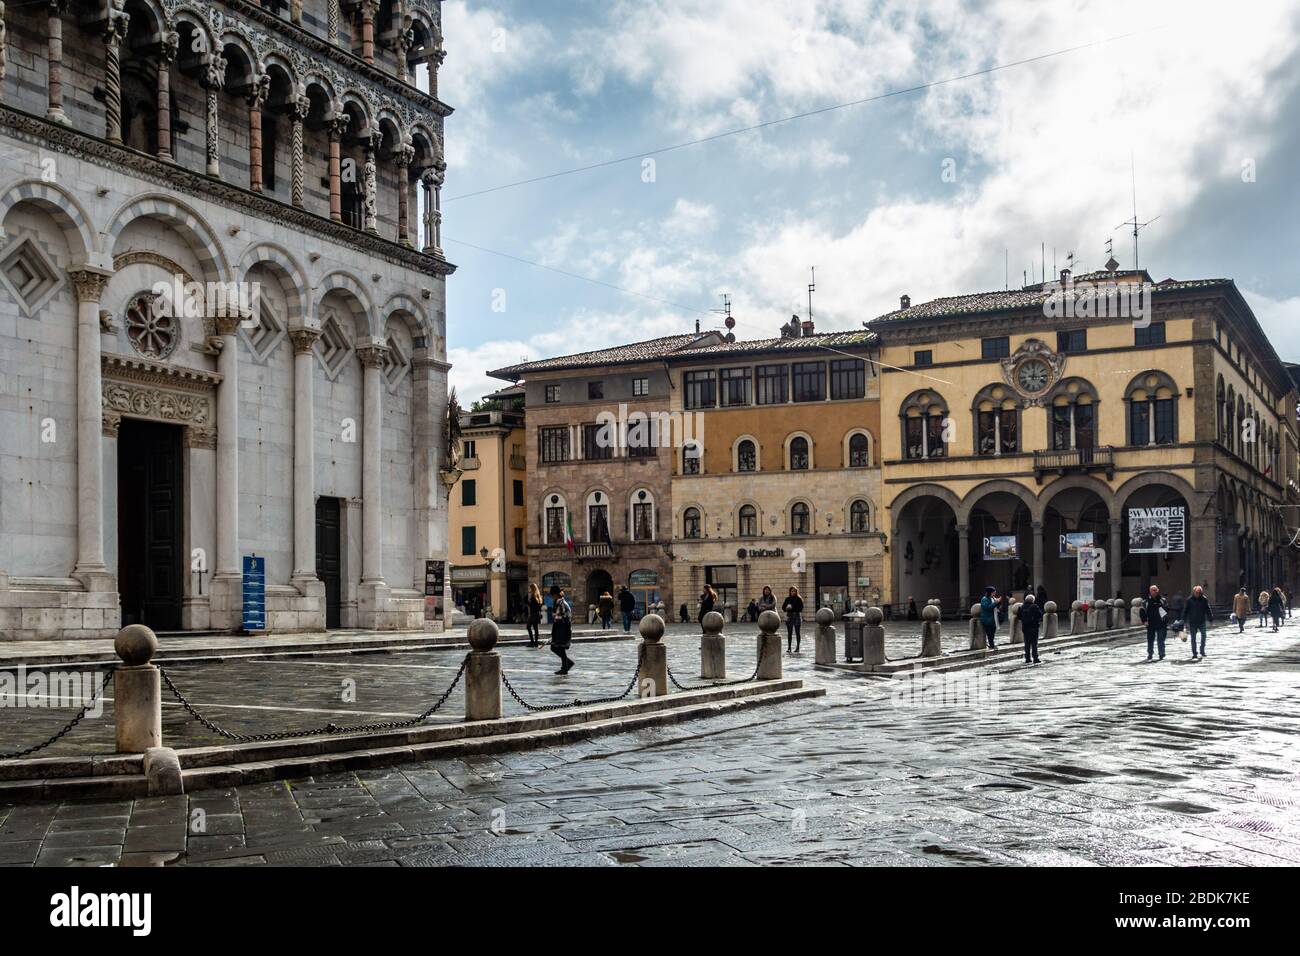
[0,106,456,279]
[102,353,224,392]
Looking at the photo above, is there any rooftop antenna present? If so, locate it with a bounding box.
[807,267,817,324]
[710,293,736,341]
[1104,238,1119,272]
[1004,248,1009,291]
[1116,154,1160,273]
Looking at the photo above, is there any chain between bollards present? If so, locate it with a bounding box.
[0,669,116,761]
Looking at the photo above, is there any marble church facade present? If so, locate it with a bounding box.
[0,0,455,639]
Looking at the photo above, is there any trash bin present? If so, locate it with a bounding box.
[844,611,866,662]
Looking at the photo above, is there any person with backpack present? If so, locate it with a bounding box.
[617,585,637,632]
[1019,592,1044,664]
[782,587,804,652]
[1141,584,1170,661]
[1184,585,1212,659]
[549,585,575,675]
[1233,587,1251,633]
[979,586,999,650]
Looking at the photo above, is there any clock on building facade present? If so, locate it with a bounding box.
[1001,338,1066,404]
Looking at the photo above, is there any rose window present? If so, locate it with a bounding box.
[125,293,178,360]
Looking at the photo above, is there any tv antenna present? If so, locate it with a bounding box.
[710,293,736,340]
[1116,156,1159,273]
[1104,238,1119,272]
[807,267,817,324]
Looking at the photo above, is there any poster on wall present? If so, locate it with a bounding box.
[983,535,1018,560]
[1060,532,1095,557]
[1128,506,1186,554]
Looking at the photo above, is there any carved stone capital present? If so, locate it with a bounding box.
[246,72,270,108]
[203,53,227,91]
[327,111,351,138]
[67,266,113,303]
[184,425,217,450]
[159,29,179,63]
[356,344,389,369]
[291,93,311,121]
[395,143,415,168]
[104,9,129,45]
[289,328,321,354]
[103,411,121,438]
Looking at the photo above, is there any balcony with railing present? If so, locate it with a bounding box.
[574,543,617,560]
[1033,445,1115,483]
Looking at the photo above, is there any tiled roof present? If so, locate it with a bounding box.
[870,276,1233,324]
[669,329,879,360]
[488,332,720,379]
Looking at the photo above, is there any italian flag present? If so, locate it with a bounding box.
[565,513,575,552]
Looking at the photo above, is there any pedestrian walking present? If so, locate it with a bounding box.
[1258,590,1270,629]
[1184,585,1212,659]
[907,597,919,620]
[678,603,689,623]
[1141,584,1170,661]
[617,585,637,632]
[1019,593,1044,664]
[1285,586,1293,619]
[782,587,804,652]
[980,586,999,650]
[549,586,575,675]
[525,583,543,647]
[1269,587,1285,632]
[697,585,717,624]
[1233,588,1251,633]
[997,592,1010,625]
[597,590,614,629]
[758,585,777,616]
[745,598,759,622]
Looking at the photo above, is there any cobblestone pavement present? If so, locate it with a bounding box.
[2,617,1299,866]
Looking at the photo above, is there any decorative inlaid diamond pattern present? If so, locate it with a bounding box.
[0,236,62,316]
[383,335,410,390]
[316,312,353,380]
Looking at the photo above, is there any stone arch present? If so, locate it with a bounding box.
[170,6,214,52]
[1114,471,1203,514]
[380,292,429,336]
[1037,474,1117,517]
[123,0,166,43]
[539,490,568,546]
[842,427,874,468]
[0,180,98,261]
[736,500,762,537]
[784,430,814,470]
[238,242,307,324]
[843,494,878,533]
[410,122,440,166]
[629,487,657,542]
[732,433,760,472]
[785,496,815,535]
[339,89,374,135]
[103,194,229,282]
[315,271,376,336]
[889,483,963,531]
[218,30,261,82]
[958,479,1043,525]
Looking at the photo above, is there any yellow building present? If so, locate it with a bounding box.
[448,386,529,620]
[666,321,884,620]
[872,269,1299,612]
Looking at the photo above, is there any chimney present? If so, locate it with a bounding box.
[801,319,815,337]
[900,294,910,310]
[1060,268,1071,286]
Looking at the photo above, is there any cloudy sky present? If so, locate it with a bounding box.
[437,0,1300,403]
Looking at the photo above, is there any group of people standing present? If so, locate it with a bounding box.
[1231,586,1291,634]
[738,586,806,652]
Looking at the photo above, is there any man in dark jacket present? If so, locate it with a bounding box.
[1019,593,1044,664]
[979,586,998,650]
[1184,585,1212,659]
[1269,587,1286,632]
[617,586,637,632]
[1141,585,1169,661]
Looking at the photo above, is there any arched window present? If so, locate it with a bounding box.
[736,438,758,472]
[972,384,1019,456]
[788,435,810,470]
[1216,376,1226,445]
[1125,371,1179,446]
[542,493,568,545]
[1235,394,1244,456]
[585,490,610,543]
[900,390,948,459]
[630,489,656,542]
[681,439,702,475]
[738,504,758,537]
[1047,378,1099,452]
[683,507,701,539]
[849,499,870,533]
[846,431,872,467]
[790,502,810,535]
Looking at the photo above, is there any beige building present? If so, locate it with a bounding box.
[666,319,884,620]
[448,387,527,620]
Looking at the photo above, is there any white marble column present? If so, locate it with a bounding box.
[203,53,225,177]
[357,343,387,586]
[69,267,114,588]
[290,329,320,583]
[213,310,241,595]
[46,0,69,124]
[412,344,450,588]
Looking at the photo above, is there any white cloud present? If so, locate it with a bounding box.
[1243,290,1300,364]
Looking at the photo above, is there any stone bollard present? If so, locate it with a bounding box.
[1108,598,1121,629]
[465,619,502,721]
[638,614,668,697]
[114,625,162,754]
[863,607,887,665]
[701,610,726,679]
[1069,600,1084,634]
[814,607,837,665]
[1044,601,1059,640]
[1010,602,1024,645]
[756,610,783,680]
[969,603,987,650]
[920,604,942,658]
[1131,597,1143,628]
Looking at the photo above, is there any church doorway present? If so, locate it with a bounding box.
[117,419,184,631]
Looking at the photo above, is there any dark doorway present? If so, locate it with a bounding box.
[315,496,343,629]
[118,419,184,631]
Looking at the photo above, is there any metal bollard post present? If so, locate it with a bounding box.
[465,619,502,721]
[1010,602,1024,645]
[114,625,162,754]
[920,604,942,657]
[638,613,668,697]
[969,603,987,650]
[863,607,886,665]
[756,610,783,680]
[701,610,726,679]
[1044,601,1060,640]
[814,607,836,665]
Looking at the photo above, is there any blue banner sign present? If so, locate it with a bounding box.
[242,555,266,632]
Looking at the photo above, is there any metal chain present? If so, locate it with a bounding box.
[501,644,645,713]
[159,655,470,743]
[666,634,770,691]
[0,669,116,761]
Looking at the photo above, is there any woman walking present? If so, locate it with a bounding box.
[1258,590,1271,629]
[597,590,615,629]
[782,587,805,653]
[1269,587,1285,633]
[1233,587,1251,633]
[525,583,544,647]
[698,585,717,623]
[549,585,575,675]
[758,585,777,616]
